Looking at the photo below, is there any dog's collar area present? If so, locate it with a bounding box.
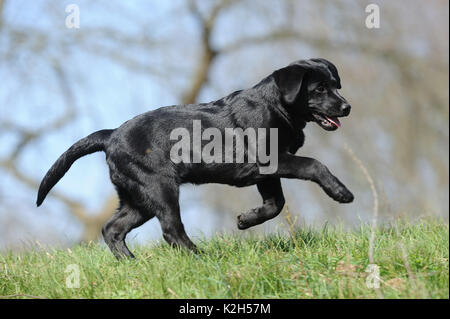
[272,104,296,133]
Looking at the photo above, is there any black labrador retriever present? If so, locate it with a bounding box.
[36,58,353,259]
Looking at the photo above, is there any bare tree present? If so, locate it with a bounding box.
[0,0,447,247]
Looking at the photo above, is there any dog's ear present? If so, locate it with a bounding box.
[272,65,307,105]
[310,58,341,89]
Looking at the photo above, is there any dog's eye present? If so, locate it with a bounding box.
[315,85,327,93]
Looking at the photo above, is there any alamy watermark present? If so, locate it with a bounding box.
[365,4,380,29]
[365,264,380,289]
[169,120,278,174]
[65,4,80,29]
[65,264,80,288]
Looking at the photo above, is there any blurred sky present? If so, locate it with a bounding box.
[0,0,448,250]
[1,0,263,248]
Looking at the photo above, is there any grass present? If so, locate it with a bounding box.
[0,218,448,299]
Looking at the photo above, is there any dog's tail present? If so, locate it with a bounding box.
[36,129,114,207]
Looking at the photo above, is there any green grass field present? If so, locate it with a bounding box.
[0,219,448,299]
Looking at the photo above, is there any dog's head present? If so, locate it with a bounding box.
[272,58,351,131]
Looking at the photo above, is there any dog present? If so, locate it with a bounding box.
[36,58,353,259]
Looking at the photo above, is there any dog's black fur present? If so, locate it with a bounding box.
[36,58,353,259]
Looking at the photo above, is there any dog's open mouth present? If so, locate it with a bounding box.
[311,113,341,131]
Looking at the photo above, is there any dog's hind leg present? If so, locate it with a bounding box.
[102,200,154,259]
[237,178,285,230]
[151,178,198,252]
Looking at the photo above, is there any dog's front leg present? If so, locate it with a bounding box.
[237,179,285,230]
[276,153,354,203]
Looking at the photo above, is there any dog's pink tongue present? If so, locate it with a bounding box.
[325,116,341,128]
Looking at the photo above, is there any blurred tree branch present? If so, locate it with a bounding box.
[183,0,236,103]
[0,0,5,29]
[0,58,115,241]
[0,0,447,246]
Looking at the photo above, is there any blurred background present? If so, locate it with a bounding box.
[0,0,448,251]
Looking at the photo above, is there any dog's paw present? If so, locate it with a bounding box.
[333,185,354,203]
[237,208,259,230]
[321,176,354,204]
[191,246,204,254]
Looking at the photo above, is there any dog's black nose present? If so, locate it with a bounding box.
[341,103,351,115]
